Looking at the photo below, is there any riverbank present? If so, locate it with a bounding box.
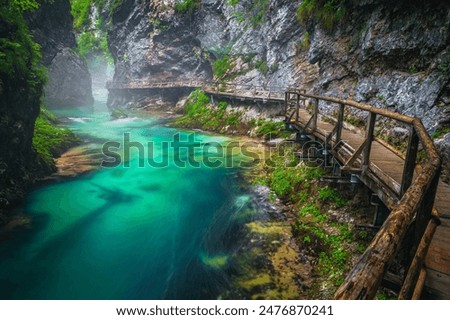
[0,108,80,227]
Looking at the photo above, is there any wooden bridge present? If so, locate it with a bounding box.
[106,80,285,103]
[107,80,449,299]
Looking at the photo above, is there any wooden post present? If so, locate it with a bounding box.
[410,167,441,267]
[312,98,319,130]
[398,214,440,299]
[296,94,300,122]
[412,268,427,300]
[361,112,376,170]
[284,92,288,119]
[400,128,419,197]
[336,103,345,145]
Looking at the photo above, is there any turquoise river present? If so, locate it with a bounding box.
[0,92,264,299]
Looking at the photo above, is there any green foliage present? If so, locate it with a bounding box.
[174,90,244,132]
[263,147,324,201]
[318,187,347,208]
[255,59,269,75]
[297,31,310,51]
[345,115,364,127]
[231,10,245,23]
[70,1,114,60]
[431,126,450,139]
[77,31,96,57]
[213,55,232,78]
[297,0,348,31]
[33,108,79,170]
[174,0,199,14]
[300,204,327,222]
[0,1,47,94]
[249,0,270,27]
[253,119,287,139]
[227,0,239,6]
[408,65,418,74]
[70,0,92,32]
[12,0,40,12]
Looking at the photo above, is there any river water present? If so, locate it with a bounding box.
[0,90,263,299]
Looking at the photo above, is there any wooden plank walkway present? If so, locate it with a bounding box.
[106,80,285,104]
[291,108,450,299]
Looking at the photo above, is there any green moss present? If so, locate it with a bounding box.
[239,273,272,291]
[246,221,286,235]
[174,0,199,14]
[431,126,450,139]
[253,119,288,139]
[174,89,245,133]
[297,31,310,51]
[249,0,270,27]
[297,0,348,31]
[0,1,47,95]
[200,254,229,269]
[33,108,79,171]
[255,59,269,75]
[227,0,239,6]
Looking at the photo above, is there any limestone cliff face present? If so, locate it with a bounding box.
[107,0,449,159]
[26,0,93,107]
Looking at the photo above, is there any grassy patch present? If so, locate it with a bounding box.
[33,108,79,171]
[173,89,244,133]
[252,119,288,139]
[431,126,450,139]
[213,55,232,79]
[253,143,372,297]
[318,187,347,208]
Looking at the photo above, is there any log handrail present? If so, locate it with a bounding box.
[285,90,441,300]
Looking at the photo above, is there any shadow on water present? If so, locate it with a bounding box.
[0,183,139,299]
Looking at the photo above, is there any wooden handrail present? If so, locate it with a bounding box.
[286,91,441,300]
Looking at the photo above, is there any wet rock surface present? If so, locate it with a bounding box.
[44,48,94,108]
[26,0,93,107]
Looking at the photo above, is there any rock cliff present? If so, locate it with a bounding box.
[26,0,93,107]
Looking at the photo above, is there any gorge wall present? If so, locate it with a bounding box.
[107,0,449,175]
[0,0,91,224]
[26,0,93,107]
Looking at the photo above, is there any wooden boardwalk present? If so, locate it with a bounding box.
[291,107,449,299]
[106,80,285,103]
[107,80,449,299]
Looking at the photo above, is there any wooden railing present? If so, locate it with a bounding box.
[284,90,442,299]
